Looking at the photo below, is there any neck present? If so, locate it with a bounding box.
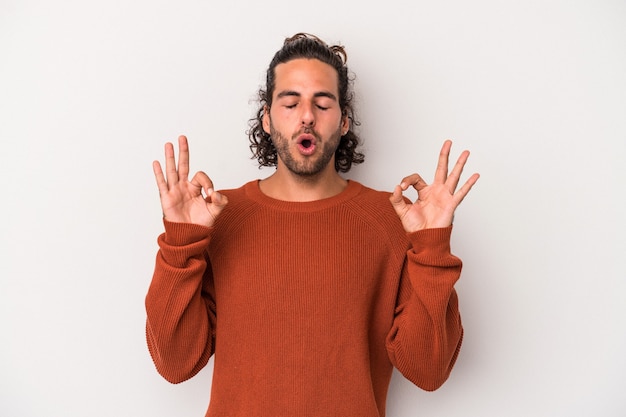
[259,164,347,202]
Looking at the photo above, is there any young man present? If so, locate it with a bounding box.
[146,33,479,416]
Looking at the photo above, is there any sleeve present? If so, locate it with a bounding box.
[385,225,464,391]
[145,219,217,384]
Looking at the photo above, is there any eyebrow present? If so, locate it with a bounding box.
[276,90,338,101]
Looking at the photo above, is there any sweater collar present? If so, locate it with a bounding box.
[244,179,363,212]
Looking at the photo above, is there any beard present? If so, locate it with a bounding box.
[269,122,342,177]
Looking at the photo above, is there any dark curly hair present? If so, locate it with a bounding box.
[247,33,364,173]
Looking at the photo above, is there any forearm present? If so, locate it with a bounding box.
[145,220,216,383]
[386,226,464,391]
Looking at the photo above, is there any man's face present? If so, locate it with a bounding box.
[263,58,348,177]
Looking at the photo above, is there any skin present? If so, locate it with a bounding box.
[153,58,479,232]
[153,136,228,226]
[389,139,480,231]
[260,58,349,202]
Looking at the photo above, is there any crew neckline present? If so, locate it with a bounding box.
[244,179,363,212]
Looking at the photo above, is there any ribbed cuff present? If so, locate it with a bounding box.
[162,218,213,246]
[407,226,453,260]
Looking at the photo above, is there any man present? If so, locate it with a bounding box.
[146,33,479,416]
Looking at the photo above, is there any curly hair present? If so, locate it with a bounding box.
[247,33,364,173]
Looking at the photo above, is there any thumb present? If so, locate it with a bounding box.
[389,185,407,213]
[207,189,229,209]
[204,189,229,225]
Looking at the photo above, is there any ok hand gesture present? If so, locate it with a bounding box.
[390,140,479,232]
[153,135,228,227]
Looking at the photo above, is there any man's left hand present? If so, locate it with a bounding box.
[390,140,480,233]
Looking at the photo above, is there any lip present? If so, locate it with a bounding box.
[296,133,317,155]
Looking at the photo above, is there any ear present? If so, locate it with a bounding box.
[262,105,271,134]
[341,114,349,136]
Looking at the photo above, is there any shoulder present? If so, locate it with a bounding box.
[346,181,408,242]
[353,182,391,201]
[218,180,250,198]
[348,181,397,217]
[217,180,259,208]
[211,181,260,231]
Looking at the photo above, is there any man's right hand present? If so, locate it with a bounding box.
[153,135,228,227]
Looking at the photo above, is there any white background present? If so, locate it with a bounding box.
[1,1,625,416]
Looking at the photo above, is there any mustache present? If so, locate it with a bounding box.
[292,127,321,141]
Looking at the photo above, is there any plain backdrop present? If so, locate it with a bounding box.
[1,0,625,416]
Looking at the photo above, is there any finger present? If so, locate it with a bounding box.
[433,140,452,184]
[207,189,229,208]
[446,149,470,192]
[453,172,480,205]
[177,135,190,182]
[389,185,409,212]
[190,171,214,196]
[399,173,428,192]
[164,141,178,186]
[152,160,169,195]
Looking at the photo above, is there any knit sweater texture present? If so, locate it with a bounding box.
[145,179,463,417]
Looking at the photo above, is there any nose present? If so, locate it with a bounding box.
[300,102,315,128]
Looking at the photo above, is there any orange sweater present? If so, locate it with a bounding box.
[146,180,463,417]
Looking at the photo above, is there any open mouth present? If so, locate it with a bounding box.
[296,134,317,155]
